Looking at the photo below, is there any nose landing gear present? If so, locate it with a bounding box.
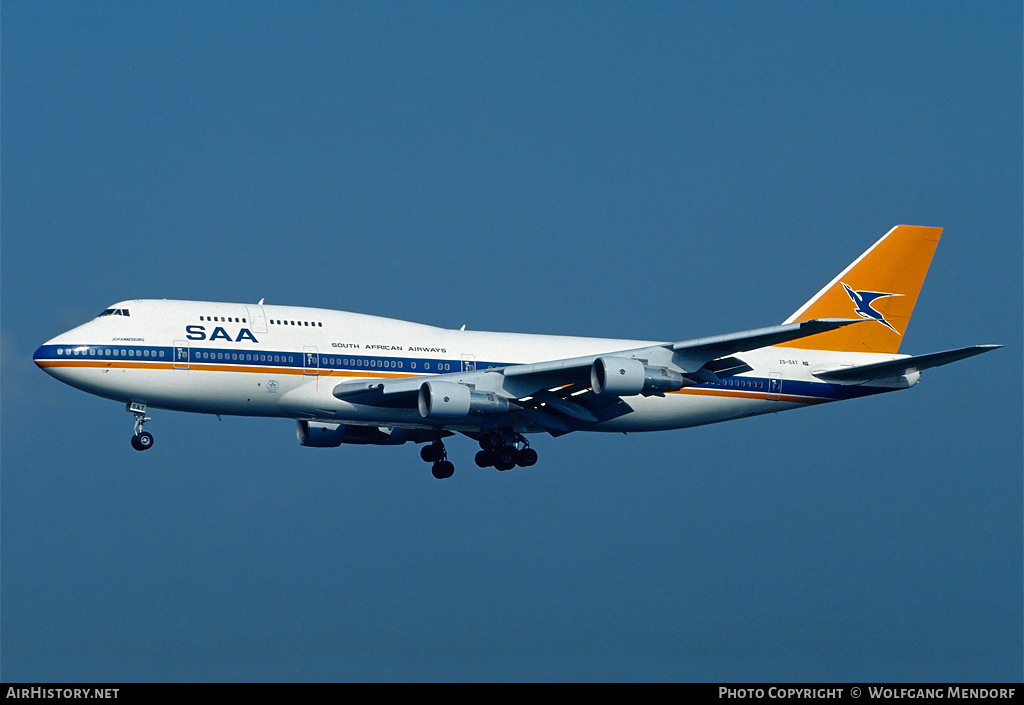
[130,431,154,451]
[127,402,154,452]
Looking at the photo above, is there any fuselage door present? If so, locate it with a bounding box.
[173,340,189,370]
[461,354,476,372]
[246,305,268,334]
[768,373,782,400]
[303,346,319,376]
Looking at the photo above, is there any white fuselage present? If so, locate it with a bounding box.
[35,299,913,435]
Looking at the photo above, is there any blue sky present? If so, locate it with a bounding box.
[2,1,1020,682]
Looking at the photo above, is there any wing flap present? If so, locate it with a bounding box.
[530,389,599,423]
[515,388,634,436]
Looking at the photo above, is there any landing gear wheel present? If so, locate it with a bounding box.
[475,450,494,468]
[479,432,504,451]
[431,460,455,480]
[421,440,453,478]
[420,442,444,463]
[517,447,538,467]
[494,447,517,471]
[127,402,153,452]
[131,431,154,451]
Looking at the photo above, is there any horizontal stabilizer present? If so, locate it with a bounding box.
[813,344,1001,383]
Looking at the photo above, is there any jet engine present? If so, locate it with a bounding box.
[591,356,685,396]
[417,381,511,419]
[296,421,413,447]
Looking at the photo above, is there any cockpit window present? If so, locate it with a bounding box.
[98,308,130,317]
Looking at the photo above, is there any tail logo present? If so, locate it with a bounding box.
[841,282,902,335]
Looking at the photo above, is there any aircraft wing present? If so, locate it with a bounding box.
[331,317,864,435]
[499,318,862,380]
[812,344,1002,384]
[668,318,862,370]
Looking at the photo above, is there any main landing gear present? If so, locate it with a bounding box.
[420,441,454,479]
[418,432,539,480]
[127,402,154,452]
[474,432,537,472]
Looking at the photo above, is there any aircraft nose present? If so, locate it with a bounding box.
[34,340,66,374]
[33,342,56,370]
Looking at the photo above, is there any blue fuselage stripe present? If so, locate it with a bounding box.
[33,343,889,403]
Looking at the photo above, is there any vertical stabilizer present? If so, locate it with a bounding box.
[781,225,942,353]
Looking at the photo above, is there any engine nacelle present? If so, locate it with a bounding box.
[417,380,510,419]
[641,365,688,394]
[296,421,414,447]
[296,420,347,447]
[591,356,685,396]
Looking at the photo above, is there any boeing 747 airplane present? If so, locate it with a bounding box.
[34,225,999,479]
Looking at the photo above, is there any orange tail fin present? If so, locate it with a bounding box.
[781,225,942,354]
